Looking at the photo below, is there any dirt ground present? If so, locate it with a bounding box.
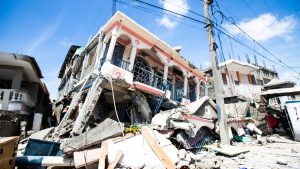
[218,135,300,169]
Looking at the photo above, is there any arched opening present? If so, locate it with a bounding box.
[169,65,185,101]
[132,49,168,91]
[200,81,205,97]
[133,56,151,85]
[188,81,196,102]
[101,34,133,70]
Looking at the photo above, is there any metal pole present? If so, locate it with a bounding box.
[203,0,230,144]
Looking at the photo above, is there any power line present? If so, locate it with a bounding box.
[117,0,205,30]
[160,0,298,74]
[130,0,206,25]
[122,0,299,77]
[212,0,300,76]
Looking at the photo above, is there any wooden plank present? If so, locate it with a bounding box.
[98,141,108,169]
[141,126,176,169]
[74,148,101,168]
[72,133,135,168]
[107,150,122,169]
[112,133,139,143]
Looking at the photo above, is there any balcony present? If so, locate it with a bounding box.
[0,89,35,114]
[99,57,190,102]
[133,67,171,91]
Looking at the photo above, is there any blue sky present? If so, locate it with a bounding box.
[0,0,299,99]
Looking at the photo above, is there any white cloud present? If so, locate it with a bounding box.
[225,13,297,42]
[157,16,177,29]
[157,0,189,29]
[26,15,63,54]
[280,71,300,85]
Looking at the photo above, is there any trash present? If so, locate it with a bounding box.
[233,135,251,142]
[277,159,288,165]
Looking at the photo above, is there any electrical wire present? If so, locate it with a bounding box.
[113,0,300,82]
[126,0,299,78]
[109,17,126,140]
[213,0,300,76]
[117,0,205,30]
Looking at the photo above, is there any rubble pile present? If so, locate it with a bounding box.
[13,92,276,169]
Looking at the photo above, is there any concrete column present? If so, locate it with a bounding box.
[128,45,137,71]
[97,42,107,70]
[183,75,188,97]
[163,65,169,82]
[172,75,176,100]
[195,79,200,100]
[2,90,10,110]
[94,34,103,70]
[11,68,23,89]
[79,52,88,80]
[28,82,39,104]
[105,29,118,62]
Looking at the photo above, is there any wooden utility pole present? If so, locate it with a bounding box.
[203,0,230,144]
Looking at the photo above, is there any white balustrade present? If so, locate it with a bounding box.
[0,89,35,111]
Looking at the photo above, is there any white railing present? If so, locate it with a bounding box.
[0,89,35,111]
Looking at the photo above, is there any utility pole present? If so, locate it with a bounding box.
[112,0,116,16]
[203,0,230,145]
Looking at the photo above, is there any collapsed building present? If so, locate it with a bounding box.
[0,52,52,137]
[53,11,209,135]
[13,12,267,168]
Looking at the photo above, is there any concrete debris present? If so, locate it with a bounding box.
[60,118,123,155]
[277,159,288,165]
[177,149,187,160]
[9,12,300,169]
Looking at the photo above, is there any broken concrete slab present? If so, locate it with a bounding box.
[204,144,249,157]
[60,118,123,155]
[73,148,102,168]
[185,96,217,120]
[108,134,160,168]
[151,108,184,131]
[71,76,105,135]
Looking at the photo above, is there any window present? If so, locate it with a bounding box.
[263,78,270,85]
[250,75,256,85]
[111,42,125,67]
[222,73,227,84]
[256,79,263,85]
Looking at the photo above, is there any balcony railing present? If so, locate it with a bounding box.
[133,66,172,91]
[99,57,130,71]
[0,89,35,111]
